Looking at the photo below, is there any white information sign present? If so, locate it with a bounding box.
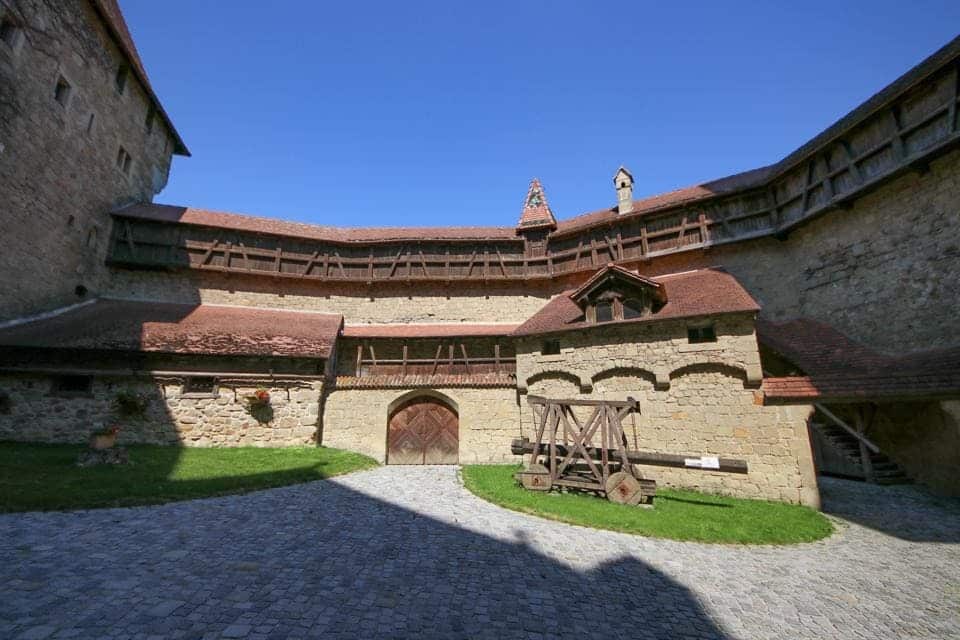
[684,456,721,469]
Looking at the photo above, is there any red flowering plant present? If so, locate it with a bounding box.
[246,388,271,406]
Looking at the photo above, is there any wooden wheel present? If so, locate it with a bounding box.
[518,463,553,491]
[605,470,643,505]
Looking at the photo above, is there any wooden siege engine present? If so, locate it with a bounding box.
[513,395,749,505]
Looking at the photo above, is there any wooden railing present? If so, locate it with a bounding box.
[108,53,960,284]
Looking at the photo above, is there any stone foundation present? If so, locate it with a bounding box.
[0,374,322,447]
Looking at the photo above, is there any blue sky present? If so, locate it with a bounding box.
[123,1,960,228]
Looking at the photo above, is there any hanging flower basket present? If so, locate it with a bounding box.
[245,388,271,407]
[89,425,121,450]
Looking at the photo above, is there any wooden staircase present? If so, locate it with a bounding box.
[810,420,911,485]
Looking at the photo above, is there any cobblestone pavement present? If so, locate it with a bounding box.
[1,467,959,640]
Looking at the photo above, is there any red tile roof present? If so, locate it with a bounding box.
[0,299,342,358]
[335,373,516,389]
[115,203,519,244]
[342,324,520,338]
[759,319,960,402]
[516,178,557,230]
[88,1,188,155]
[512,267,759,337]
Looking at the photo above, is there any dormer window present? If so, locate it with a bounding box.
[571,265,668,326]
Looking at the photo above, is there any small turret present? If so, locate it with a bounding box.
[614,166,634,215]
[516,178,557,230]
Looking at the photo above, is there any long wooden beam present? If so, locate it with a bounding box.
[511,438,748,473]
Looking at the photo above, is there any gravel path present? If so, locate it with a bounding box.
[1,466,958,639]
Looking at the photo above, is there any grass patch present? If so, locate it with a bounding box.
[0,442,378,512]
[461,464,832,544]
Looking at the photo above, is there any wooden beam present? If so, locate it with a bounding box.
[431,343,443,375]
[511,438,749,473]
[387,247,404,278]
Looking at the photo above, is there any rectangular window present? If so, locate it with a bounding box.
[541,339,561,356]
[182,376,217,397]
[687,325,717,344]
[115,65,128,94]
[0,17,18,46]
[595,301,614,323]
[145,107,155,133]
[54,76,72,107]
[116,146,132,174]
[52,375,93,396]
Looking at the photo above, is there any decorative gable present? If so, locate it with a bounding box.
[516,178,557,230]
[570,264,667,324]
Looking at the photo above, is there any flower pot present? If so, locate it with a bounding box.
[90,433,117,450]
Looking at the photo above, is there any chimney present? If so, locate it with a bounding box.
[613,166,634,214]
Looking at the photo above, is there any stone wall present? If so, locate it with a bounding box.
[515,318,820,506]
[322,386,520,464]
[867,400,960,496]
[0,374,321,447]
[0,0,176,321]
[516,314,764,395]
[715,149,960,354]
[104,269,555,324]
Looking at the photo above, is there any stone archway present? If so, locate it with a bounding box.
[387,395,459,464]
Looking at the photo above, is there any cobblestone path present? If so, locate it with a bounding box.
[1,467,958,639]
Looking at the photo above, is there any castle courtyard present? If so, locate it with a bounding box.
[1,467,958,640]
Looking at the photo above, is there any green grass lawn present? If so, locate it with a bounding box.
[0,442,378,512]
[461,464,833,544]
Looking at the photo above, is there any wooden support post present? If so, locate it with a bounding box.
[355,344,363,377]
[431,343,443,375]
[401,343,408,377]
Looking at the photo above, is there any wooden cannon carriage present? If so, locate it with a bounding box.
[513,395,748,505]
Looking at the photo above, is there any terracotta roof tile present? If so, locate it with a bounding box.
[0,299,342,358]
[335,373,515,389]
[758,319,960,402]
[512,267,759,337]
[342,324,519,338]
[115,203,519,244]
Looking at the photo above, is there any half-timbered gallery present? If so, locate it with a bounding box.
[1,2,959,508]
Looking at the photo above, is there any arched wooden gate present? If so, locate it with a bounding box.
[387,396,459,464]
